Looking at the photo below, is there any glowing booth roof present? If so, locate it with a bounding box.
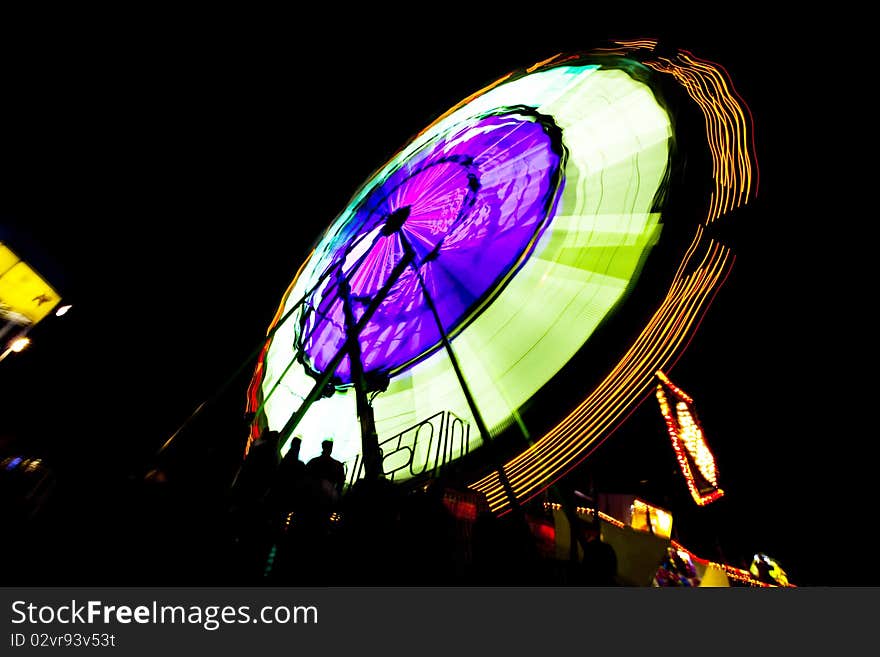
[0,242,61,327]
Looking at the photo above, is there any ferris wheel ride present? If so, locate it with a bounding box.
[245,39,758,514]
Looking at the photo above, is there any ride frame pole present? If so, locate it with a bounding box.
[400,233,520,511]
[277,237,416,476]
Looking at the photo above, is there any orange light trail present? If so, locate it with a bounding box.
[644,52,757,222]
[472,244,732,510]
[467,42,758,513]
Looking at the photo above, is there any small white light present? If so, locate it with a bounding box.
[10,337,31,352]
[56,304,72,317]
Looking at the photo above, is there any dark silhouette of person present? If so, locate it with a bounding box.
[397,481,457,584]
[234,428,281,505]
[264,436,314,584]
[229,428,282,580]
[335,477,401,585]
[268,436,306,515]
[577,519,618,586]
[470,511,501,583]
[305,439,346,501]
[470,509,540,585]
[284,437,346,576]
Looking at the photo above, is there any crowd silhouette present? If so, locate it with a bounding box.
[2,420,622,587]
[215,426,621,586]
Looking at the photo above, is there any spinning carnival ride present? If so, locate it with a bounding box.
[245,40,757,514]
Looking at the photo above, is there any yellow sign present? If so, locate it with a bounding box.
[630,498,674,539]
[0,242,61,325]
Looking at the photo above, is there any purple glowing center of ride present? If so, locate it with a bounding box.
[303,113,562,384]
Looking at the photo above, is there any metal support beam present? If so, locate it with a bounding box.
[339,273,382,481]
[400,233,520,510]
[278,238,415,447]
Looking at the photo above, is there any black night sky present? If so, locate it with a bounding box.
[0,16,868,587]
